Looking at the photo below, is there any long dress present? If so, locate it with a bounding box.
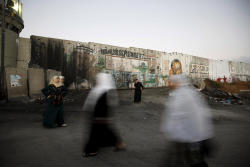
[41,84,65,128]
[134,82,144,103]
[84,91,121,155]
[56,85,68,126]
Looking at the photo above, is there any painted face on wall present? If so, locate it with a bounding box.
[169,59,182,76]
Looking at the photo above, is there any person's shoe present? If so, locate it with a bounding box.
[61,123,67,127]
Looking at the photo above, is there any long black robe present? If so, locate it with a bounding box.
[84,91,121,154]
[134,82,144,103]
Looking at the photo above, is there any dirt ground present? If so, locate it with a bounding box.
[0,88,250,167]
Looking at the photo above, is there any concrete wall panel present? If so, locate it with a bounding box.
[17,38,31,69]
[209,60,230,80]
[28,68,45,96]
[5,67,27,98]
[229,61,250,81]
[23,36,250,90]
[0,29,18,67]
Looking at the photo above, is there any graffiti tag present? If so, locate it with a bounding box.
[191,64,209,74]
[100,48,146,59]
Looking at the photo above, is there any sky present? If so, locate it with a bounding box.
[20,0,250,63]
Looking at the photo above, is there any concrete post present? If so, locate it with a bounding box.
[0,0,8,100]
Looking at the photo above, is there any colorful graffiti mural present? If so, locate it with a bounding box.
[29,36,249,89]
[93,46,177,88]
[190,64,208,74]
[10,74,22,87]
[100,48,145,59]
[169,59,182,76]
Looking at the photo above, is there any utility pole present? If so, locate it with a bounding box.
[1,0,7,100]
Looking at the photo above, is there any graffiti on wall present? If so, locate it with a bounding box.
[163,60,169,71]
[102,68,165,88]
[100,48,146,59]
[10,75,22,87]
[133,61,148,73]
[103,55,148,73]
[30,36,174,89]
[105,55,113,69]
[190,64,209,74]
[103,70,134,88]
[169,59,182,76]
[95,55,105,69]
[122,58,132,72]
[26,36,250,89]
[98,49,169,88]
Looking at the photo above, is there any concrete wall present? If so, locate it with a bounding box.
[88,42,166,88]
[87,43,214,88]
[19,35,250,91]
[27,68,62,97]
[29,36,91,88]
[28,68,44,96]
[5,67,27,98]
[88,43,250,87]
[17,37,31,69]
[0,29,18,67]
[209,60,230,80]
[229,61,250,81]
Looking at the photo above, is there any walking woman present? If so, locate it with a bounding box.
[82,73,125,157]
[160,74,214,167]
[41,76,67,128]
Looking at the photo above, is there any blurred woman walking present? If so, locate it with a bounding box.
[160,74,215,167]
[82,73,125,157]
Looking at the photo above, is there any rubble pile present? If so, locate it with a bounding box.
[200,79,250,105]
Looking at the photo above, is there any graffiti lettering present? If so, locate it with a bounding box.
[100,48,146,59]
[191,64,208,74]
[75,45,93,53]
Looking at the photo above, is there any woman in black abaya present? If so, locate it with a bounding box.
[134,79,144,103]
[82,73,125,157]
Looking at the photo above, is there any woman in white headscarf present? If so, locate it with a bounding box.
[82,73,125,157]
[160,74,214,167]
[41,76,62,128]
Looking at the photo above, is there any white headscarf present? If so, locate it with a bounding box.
[59,76,64,80]
[49,76,60,87]
[59,76,65,86]
[161,74,213,143]
[82,73,118,112]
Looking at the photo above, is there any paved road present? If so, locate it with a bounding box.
[0,89,250,167]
